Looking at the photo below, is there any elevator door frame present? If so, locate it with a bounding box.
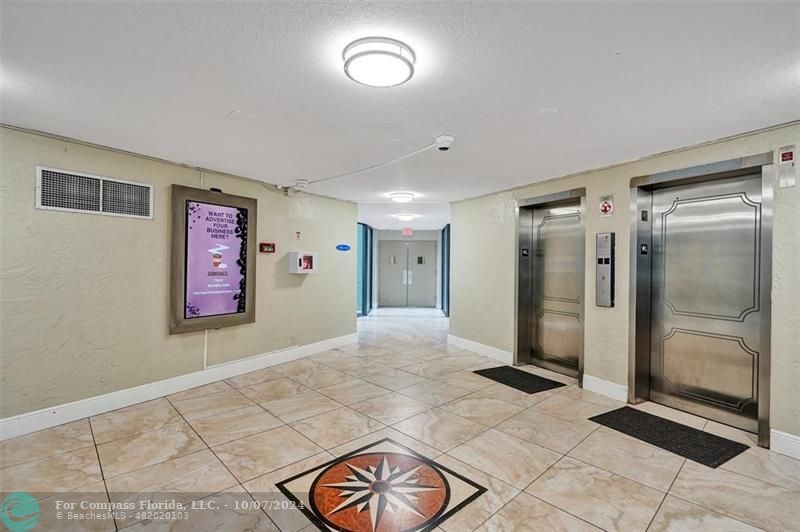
[628,153,774,447]
[514,188,586,384]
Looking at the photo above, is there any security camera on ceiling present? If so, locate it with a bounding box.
[435,135,455,151]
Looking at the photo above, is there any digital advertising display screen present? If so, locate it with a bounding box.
[184,201,247,319]
[170,186,256,334]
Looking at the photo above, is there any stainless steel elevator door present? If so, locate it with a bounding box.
[650,173,762,432]
[531,201,583,377]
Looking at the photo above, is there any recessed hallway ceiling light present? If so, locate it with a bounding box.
[343,37,415,88]
[395,213,416,222]
[228,110,254,120]
[389,192,416,203]
[537,107,559,116]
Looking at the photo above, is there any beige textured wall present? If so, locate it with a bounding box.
[450,123,800,436]
[0,128,357,417]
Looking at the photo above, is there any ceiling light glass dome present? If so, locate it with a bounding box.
[343,37,415,88]
[389,192,416,203]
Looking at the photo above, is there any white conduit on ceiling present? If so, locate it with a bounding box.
[281,135,452,192]
[305,141,436,185]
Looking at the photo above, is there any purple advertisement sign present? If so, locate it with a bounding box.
[184,201,248,319]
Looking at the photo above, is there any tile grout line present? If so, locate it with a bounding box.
[165,394,291,530]
[237,371,348,425]
[663,463,781,531]
[522,430,760,532]
[238,449,335,494]
[557,451,678,500]
[521,423,600,492]
[177,369,772,532]
[81,398,188,448]
[326,420,447,460]
[517,454,598,527]
[318,356,578,463]
[313,361,434,401]
[566,411,796,490]
[662,490,765,531]
[436,451,529,532]
[287,325,786,530]
[9,321,786,532]
[716,462,799,491]
[271,416,345,476]
[219,403,469,531]
[339,396,432,426]
[168,387,261,427]
[527,492,611,532]
[179,403,288,449]
[644,458,686,531]
[262,377,355,421]
[316,422,389,454]
[438,453,521,532]
[87,417,120,531]
[488,399,608,456]
[163,395,245,489]
[468,424,603,532]
[572,425,797,492]
[93,446,211,489]
[267,355,401,399]
[435,382,594,529]
[390,406,494,455]
[0,442,99,472]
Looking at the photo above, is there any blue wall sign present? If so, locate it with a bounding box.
[336,244,352,252]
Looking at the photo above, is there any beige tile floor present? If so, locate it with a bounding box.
[1,307,798,531]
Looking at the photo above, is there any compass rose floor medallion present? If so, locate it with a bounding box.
[276,438,487,531]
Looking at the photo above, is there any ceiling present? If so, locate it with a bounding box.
[358,202,450,231]
[2,2,798,229]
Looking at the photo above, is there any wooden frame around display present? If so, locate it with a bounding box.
[170,185,257,334]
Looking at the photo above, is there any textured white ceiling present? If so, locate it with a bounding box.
[2,2,798,219]
[358,202,450,230]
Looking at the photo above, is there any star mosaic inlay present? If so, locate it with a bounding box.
[276,438,487,531]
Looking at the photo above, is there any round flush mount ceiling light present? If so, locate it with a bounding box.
[537,107,559,116]
[343,37,415,88]
[395,213,416,222]
[389,191,416,203]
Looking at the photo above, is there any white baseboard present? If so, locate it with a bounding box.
[0,333,358,441]
[770,429,800,460]
[447,334,513,365]
[582,374,628,402]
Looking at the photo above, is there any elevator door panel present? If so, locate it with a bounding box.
[407,241,437,307]
[532,202,583,377]
[379,241,408,307]
[650,174,762,432]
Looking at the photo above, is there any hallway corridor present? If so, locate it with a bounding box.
[1,312,797,531]
[2,3,799,530]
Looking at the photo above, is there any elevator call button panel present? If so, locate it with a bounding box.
[596,232,615,307]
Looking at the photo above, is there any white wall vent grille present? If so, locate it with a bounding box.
[36,166,153,220]
[102,179,152,217]
[38,168,101,213]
